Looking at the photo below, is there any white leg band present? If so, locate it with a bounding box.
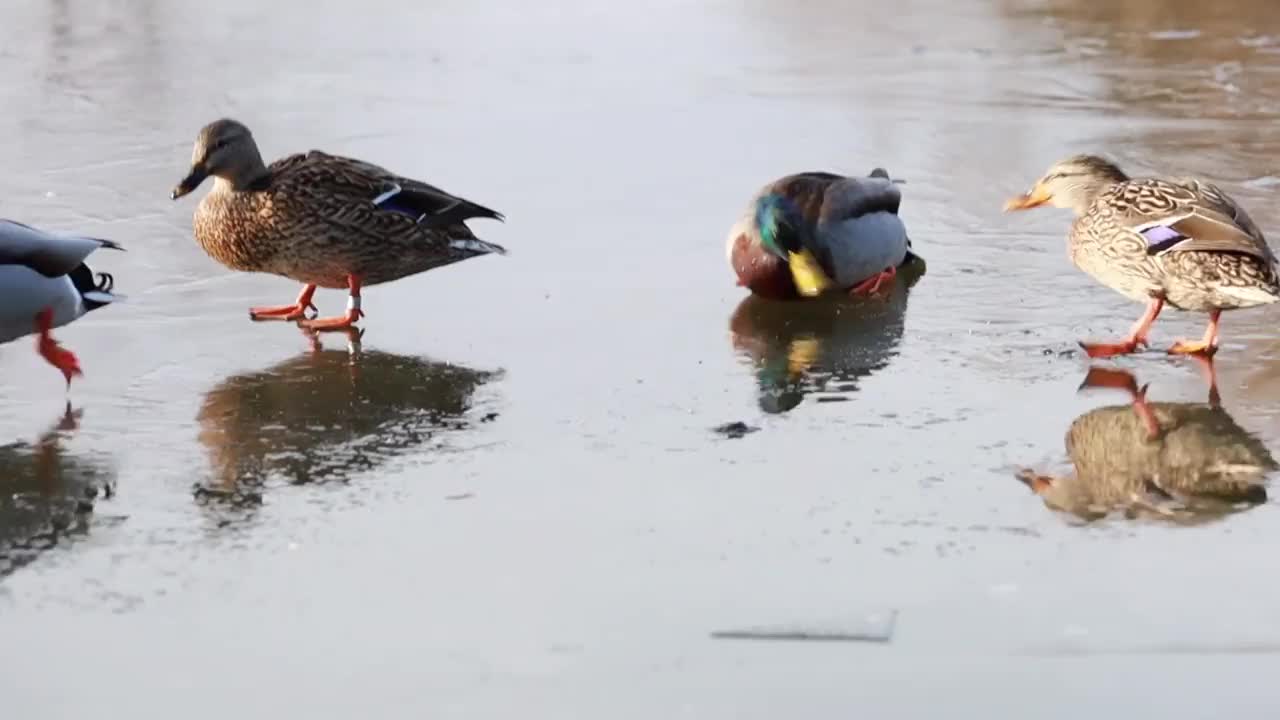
[347,295,362,311]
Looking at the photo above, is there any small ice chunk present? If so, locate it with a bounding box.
[711,610,897,643]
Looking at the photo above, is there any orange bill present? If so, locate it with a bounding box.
[1003,182,1052,212]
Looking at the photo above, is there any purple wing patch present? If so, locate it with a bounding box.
[1139,224,1187,255]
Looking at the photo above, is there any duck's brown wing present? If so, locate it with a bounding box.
[269,151,504,230]
[1115,179,1275,263]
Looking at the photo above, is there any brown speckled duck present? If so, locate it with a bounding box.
[171,118,506,331]
[1005,155,1279,358]
[1017,367,1274,524]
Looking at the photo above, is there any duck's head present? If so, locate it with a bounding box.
[754,193,804,258]
[171,118,265,199]
[1003,154,1129,216]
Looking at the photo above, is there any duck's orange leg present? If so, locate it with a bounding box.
[849,265,897,296]
[298,275,364,332]
[1079,296,1164,359]
[250,284,317,321]
[34,308,82,388]
[1167,309,1220,357]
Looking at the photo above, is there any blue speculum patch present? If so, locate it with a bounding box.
[376,195,420,218]
[1140,224,1187,254]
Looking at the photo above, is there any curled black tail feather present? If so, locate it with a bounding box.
[91,238,125,252]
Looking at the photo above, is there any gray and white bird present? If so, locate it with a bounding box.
[0,220,123,387]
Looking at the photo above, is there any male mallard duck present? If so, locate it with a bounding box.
[171,118,506,331]
[0,220,122,387]
[728,259,924,413]
[1005,154,1279,358]
[726,168,919,300]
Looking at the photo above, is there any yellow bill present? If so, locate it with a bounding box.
[787,249,833,297]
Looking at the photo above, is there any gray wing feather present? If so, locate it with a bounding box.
[0,220,122,277]
[818,176,902,226]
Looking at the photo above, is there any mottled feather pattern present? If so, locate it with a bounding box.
[1033,400,1275,519]
[1069,177,1280,310]
[193,151,505,288]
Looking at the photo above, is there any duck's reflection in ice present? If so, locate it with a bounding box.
[728,257,924,414]
[1018,365,1274,524]
[0,404,116,577]
[194,348,502,513]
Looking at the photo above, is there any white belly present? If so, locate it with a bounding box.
[0,266,82,344]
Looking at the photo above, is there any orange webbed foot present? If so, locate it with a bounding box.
[1166,340,1217,357]
[249,285,318,322]
[849,266,897,297]
[249,302,316,321]
[297,308,364,332]
[1078,366,1141,393]
[1078,339,1145,359]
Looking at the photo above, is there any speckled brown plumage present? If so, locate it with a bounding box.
[1006,155,1280,356]
[1019,395,1274,523]
[174,119,505,300]
[1070,175,1279,311]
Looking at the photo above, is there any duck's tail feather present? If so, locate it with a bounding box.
[82,290,124,304]
[69,266,125,308]
[450,237,508,256]
[90,238,125,252]
[868,167,906,184]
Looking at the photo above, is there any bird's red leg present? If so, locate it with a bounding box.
[34,308,82,388]
[1128,383,1161,441]
[249,284,318,321]
[849,265,897,297]
[1167,309,1220,357]
[1079,296,1164,359]
[298,275,364,331]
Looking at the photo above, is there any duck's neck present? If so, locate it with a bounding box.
[1066,181,1115,216]
[1065,169,1129,217]
[221,145,272,192]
